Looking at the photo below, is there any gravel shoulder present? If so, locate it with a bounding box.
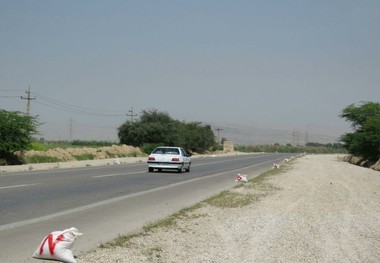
[79,154,380,263]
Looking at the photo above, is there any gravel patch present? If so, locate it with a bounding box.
[79,155,380,263]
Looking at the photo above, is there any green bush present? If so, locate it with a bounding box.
[340,102,380,160]
[30,142,49,151]
[235,143,346,154]
[71,140,115,147]
[36,140,117,149]
[211,144,223,151]
[126,152,138,157]
[141,143,164,154]
[26,155,61,163]
[73,154,95,161]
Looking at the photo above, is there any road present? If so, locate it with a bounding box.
[0,153,291,263]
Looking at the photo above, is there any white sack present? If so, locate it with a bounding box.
[32,227,82,263]
[235,174,248,183]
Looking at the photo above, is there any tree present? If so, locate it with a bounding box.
[339,102,380,160]
[179,122,215,153]
[0,109,40,164]
[118,109,177,147]
[118,109,216,153]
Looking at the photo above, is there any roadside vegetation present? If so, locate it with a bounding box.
[0,109,40,165]
[339,101,380,162]
[24,155,61,164]
[235,142,346,154]
[72,154,96,161]
[30,140,116,151]
[118,109,216,154]
[99,159,293,249]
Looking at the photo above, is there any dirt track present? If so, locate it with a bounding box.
[79,155,380,262]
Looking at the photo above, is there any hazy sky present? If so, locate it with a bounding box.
[1,1,379,143]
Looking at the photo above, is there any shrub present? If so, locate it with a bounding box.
[26,155,61,163]
[141,143,164,154]
[73,154,95,161]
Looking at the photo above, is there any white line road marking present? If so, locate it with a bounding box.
[93,157,255,178]
[93,156,278,178]
[93,171,146,178]
[0,184,39,190]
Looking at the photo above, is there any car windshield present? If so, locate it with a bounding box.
[153,148,179,155]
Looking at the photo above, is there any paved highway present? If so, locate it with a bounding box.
[0,153,292,262]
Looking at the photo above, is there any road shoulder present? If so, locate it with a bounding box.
[79,154,380,263]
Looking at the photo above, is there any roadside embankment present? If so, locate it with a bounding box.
[342,155,380,171]
[0,157,147,173]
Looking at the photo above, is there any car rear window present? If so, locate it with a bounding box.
[166,149,179,155]
[153,148,179,155]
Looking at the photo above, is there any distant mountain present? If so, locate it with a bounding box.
[209,122,344,145]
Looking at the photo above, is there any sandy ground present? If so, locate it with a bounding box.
[78,154,380,263]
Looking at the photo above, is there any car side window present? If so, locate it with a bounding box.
[180,148,188,157]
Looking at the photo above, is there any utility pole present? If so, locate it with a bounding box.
[291,131,295,146]
[21,86,36,115]
[291,130,300,146]
[126,107,137,122]
[68,118,74,140]
[304,131,309,146]
[215,128,223,144]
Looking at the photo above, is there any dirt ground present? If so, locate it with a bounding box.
[79,154,380,263]
[23,145,145,161]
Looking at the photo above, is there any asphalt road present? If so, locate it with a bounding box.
[0,153,292,263]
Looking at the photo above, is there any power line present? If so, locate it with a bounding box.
[0,89,25,92]
[2,88,127,117]
[31,91,126,114]
[34,100,125,116]
[30,91,126,116]
[0,89,27,98]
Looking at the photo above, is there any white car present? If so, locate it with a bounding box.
[147,146,191,173]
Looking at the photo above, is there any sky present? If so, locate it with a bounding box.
[1,0,379,144]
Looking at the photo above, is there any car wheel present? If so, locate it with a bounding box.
[177,165,183,173]
[185,164,191,172]
[148,167,153,172]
